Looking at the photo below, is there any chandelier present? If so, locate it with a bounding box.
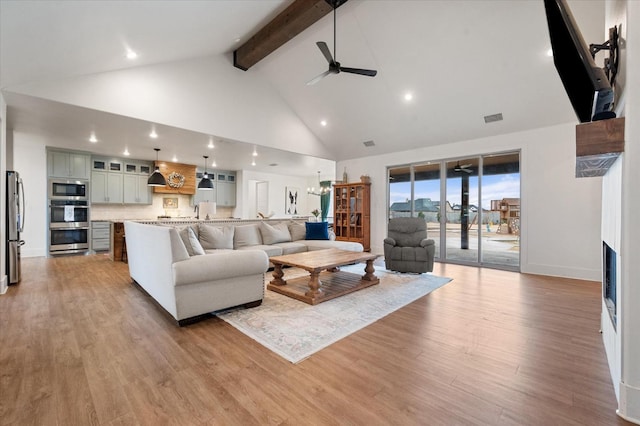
[307,171,332,196]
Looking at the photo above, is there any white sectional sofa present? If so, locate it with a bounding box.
[124,220,363,325]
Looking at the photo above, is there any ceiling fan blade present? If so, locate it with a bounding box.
[339,66,377,77]
[463,169,473,173]
[306,69,332,86]
[316,41,334,64]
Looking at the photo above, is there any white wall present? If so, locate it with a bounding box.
[618,0,640,422]
[602,155,622,401]
[1,93,7,293]
[338,121,603,281]
[13,131,48,258]
[8,55,332,160]
[239,169,319,220]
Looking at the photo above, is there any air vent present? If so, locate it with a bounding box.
[484,113,503,123]
[269,163,278,167]
[363,140,375,147]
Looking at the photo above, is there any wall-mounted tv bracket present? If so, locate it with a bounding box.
[590,25,619,87]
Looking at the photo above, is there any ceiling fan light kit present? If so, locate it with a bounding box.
[307,1,377,85]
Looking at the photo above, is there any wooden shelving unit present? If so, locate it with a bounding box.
[333,182,371,251]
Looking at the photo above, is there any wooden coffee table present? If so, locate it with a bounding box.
[267,248,380,305]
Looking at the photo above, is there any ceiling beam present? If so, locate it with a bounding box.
[233,0,347,71]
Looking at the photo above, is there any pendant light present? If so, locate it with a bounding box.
[198,155,214,190]
[147,148,167,187]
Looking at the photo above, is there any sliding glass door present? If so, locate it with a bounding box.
[481,152,520,268]
[387,152,520,270]
[445,157,479,263]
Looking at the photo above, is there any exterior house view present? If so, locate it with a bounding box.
[0,0,639,424]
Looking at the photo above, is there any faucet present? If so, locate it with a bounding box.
[194,204,199,220]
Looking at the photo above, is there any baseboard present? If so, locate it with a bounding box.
[521,263,600,281]
[618,382,640,424]
[0,275,7,295]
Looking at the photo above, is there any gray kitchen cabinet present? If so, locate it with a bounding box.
[91,221,111,252]
[48,150,91,179]
[92,157,123,173]
[192,170,217,207]
[123,174,151,204]
[215,171,236,207]
[216,182,236,207]
[124,160,153,176]
[91,171,123,204]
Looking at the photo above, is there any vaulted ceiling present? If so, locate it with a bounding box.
[0,0,606,175]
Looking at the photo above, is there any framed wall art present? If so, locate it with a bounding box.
[285,187,299,215]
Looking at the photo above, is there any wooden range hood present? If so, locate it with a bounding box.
[575,117,625,177]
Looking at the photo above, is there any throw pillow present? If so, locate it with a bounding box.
[167,227,190,262]
[305,221,329,240]
[288,221,307,241]
[233,224,263,248]
[177,225,204,256]
[199,224,234,250]
[259,222,292,245]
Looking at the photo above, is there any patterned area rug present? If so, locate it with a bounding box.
[217,265,452,363]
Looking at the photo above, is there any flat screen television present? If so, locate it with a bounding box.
[543,0,615,122]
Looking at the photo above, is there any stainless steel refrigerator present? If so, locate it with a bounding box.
[6,171,25,284]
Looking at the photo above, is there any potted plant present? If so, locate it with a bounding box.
[311,208,320,221]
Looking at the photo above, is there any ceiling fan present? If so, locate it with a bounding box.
[454,161,473,174]
[306,1,377,86]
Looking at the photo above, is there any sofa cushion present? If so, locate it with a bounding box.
[203,248,234,255]
[272,241,308,255]
[288,221,307,241]
[302,240,363,252]
[199,224,234,250]
[233,224,263,248]
[176,225,204,256]
[259,222,291,245]
[237,245,283,257]
[305,221,329,240]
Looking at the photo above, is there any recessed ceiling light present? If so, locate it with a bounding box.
[89,133,97,143]
[546,48,553,57]
[404,92,413,101]
[123,149,130,156]
[320,120,327,127]
[252,147,258,157]
[251,159,256,166]
[172,155,178,162]
[149,129,158,139]
[208,138,214,149]
[126,49,138,60]
[211,160,217,168]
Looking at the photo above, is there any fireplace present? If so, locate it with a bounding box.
[603,242,617,329]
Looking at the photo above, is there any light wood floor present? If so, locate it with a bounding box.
[0,255,631,425]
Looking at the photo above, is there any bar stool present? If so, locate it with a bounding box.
[121,234,128,263]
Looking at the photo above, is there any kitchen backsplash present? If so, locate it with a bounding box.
[91,194,234,220]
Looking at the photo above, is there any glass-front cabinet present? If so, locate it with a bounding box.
[333,182,370,251]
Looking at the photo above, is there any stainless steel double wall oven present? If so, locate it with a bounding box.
[48,179,90,254]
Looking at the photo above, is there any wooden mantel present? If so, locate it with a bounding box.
[575,117,625,178]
